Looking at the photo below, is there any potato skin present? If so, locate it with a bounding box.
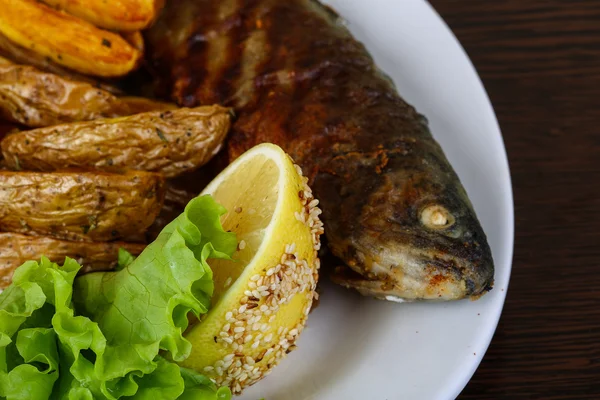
[0,170,165,241]
[0,232,146,289]
[41,0,165,32]
[2,106,232,177]
[0,0,141,77]
[0,32,123,94]
[0,62,119,127]
[0,61,174,127]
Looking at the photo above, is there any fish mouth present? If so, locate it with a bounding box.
[330,230,495,301]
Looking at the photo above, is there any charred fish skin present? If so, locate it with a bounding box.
[145,0,494,301]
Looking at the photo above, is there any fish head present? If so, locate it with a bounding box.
[325,143,495,301]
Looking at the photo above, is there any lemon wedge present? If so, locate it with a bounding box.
[181,143,323,394]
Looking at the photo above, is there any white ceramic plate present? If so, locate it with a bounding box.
[240,0,514,399]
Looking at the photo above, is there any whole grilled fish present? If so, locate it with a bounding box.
[145,0,494,301]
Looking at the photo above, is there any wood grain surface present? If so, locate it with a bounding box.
[427,1,600,398]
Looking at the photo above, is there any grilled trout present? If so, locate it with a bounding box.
[145,0,495,301]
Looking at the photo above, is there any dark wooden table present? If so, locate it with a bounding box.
[427,1,600,398]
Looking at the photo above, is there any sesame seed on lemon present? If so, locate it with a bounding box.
[180,143,323,395]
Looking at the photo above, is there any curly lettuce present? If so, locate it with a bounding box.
[0,195,236,400]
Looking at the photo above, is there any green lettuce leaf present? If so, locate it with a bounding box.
[0,195,236,400]
[0,257,79,400]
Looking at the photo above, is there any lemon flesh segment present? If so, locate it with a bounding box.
[181,144,323,394]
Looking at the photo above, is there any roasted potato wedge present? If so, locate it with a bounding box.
[2,106,232,177]
[0,61,174,127]
[0,232,146,289]
[42,0,165,32]
[0,61,119,126]
[0,0,141,77]
[0,170,165,241]
[0,32,123,94]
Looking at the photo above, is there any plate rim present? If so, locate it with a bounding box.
[419,1,515,397]
[237,0,516,398]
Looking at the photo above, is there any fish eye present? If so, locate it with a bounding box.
[420,204,455,230]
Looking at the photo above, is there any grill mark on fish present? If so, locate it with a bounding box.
[203,0,243,104]
[144,0,495,301]
[221,0,273,105]
[230,29,268,108]
[178,22,210,106]
[175,0,243,106]
[265,0,304,147]
[228,0,302,150]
